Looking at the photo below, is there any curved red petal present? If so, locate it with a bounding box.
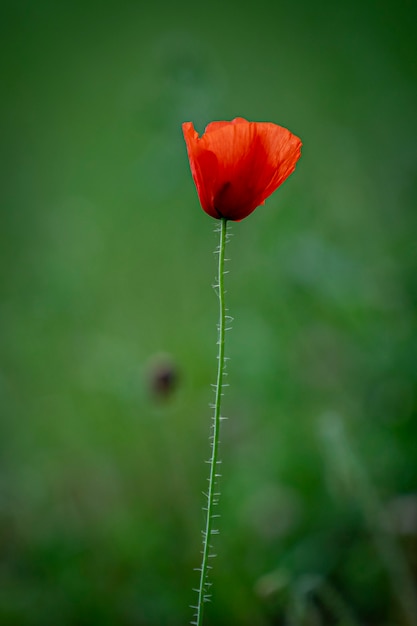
[248,123,302,207]
[182,122,219,218]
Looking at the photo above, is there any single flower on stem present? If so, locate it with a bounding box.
[183,117,302,221]
[183,117,302,626]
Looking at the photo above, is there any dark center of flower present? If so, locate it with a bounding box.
[214,181,231,218]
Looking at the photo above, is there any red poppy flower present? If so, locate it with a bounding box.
[182,117,302,221]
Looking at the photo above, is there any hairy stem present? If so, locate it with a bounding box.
[193,218,228,626]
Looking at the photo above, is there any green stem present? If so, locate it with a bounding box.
[193,218,228,626]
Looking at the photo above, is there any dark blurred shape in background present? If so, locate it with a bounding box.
[146,352,179,400]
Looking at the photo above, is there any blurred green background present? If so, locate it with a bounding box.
[1,1,417,624]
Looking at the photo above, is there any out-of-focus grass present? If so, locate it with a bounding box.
[1,1,417,624]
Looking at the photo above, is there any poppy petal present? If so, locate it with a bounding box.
[183,122,220,218]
